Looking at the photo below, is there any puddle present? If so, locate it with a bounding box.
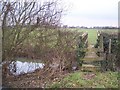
[9,61,44,75]
[2,59,77,76]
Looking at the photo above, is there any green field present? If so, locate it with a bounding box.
[68,29,98,45]
[68,28,118,45]
[79,29,98,45]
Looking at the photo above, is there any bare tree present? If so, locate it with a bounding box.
[1,1,85,88]
[0,0,63,61]
[1,1,64,86]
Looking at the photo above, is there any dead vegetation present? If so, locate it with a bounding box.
[0,1,88,88]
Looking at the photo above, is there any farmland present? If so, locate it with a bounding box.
[71,29,98,45]
[69,28,118,45]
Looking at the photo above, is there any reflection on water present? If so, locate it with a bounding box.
[9,61,44,75]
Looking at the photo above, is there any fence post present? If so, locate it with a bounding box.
[100,53,107,72]
[100,34,104,52]
[108,39,111,54]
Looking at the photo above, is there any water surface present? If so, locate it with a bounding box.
[9,61,44,75]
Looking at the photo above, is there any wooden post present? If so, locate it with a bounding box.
[109,39,111,54]
[100,53,107,72]
[100,34,104,52]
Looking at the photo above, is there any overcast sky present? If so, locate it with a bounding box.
[61,0,119,27]
[1,0,119,27]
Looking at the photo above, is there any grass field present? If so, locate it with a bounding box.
[68,28,118,45]
[50,71,118,88]
[79,29,98,45]
[68,28,98,45]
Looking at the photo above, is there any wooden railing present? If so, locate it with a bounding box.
[97,31,118,71]
[79,32,88,48]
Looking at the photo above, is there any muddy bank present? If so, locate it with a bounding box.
[3,66,72,88]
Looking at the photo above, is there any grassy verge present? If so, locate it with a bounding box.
[49,71,118,88]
